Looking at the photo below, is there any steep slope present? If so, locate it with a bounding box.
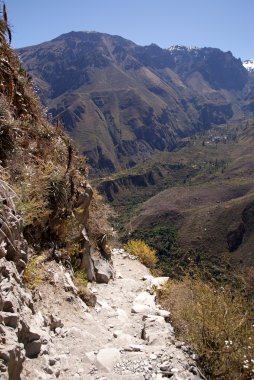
[0,12,113,379]
[17,32,249,175]
[110,119,254,279]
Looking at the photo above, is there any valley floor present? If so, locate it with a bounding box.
[21,249,201,380]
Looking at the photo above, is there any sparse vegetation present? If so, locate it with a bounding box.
[74,268,88,289]
[159,277,254,380]
[23,255,45,289]
[125,239,157,268]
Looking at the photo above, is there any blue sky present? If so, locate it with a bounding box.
[5,0,254,60]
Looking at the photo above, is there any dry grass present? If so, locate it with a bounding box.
[87,190,114,249]
[23,254,46,289]
[125,239,157,268]
[159,277,254,379]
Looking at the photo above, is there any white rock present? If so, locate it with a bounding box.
[63,272,78,293]
[141,275,154,281]
[116,309,128,322]
[133,292,156,308]
[124,344,144,352]
[96,300,112,310]
[150,277,169,288]
[84,351,96,363]
[113,330,123,338]
[156,309,171,319]
[53,273,59,283]
[131,304,153,314]
[95,348,121,372]
[143,314,166,324]
[155,375,164,380]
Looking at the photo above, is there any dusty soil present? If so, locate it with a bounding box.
[21,249,201,380]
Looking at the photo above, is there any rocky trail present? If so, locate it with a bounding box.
[21,248,202,380]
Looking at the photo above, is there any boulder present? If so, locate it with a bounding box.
[131,304,153,314]
[95,348,121,372]
[133,292,156,308]
[63,272,78,293]
[141,314,174,346]
[0,327,25,380]
[150,277,169,289]
[93,259,114,284]
[48,315,63,331]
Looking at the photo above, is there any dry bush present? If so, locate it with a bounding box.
[23,254,45,289]
[125,239,157,268]
[158,277,254,379]
[87,190,114,245]
[74,269,97,306]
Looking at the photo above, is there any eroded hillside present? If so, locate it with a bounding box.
[98,119,254,281]
[18,32,251,175]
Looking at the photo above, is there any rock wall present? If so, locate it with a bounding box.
[0,181,40,378]
[0,177,114,379]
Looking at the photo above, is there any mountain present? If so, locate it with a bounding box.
[243,59,254,72]
[97,117,254,281]
[17,32,251,175]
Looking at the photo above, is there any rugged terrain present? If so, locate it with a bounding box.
[0,10,204,379]
[2,11,254,378]
[17,31,254,279]
[17,32,252,175]
[0,12,113,379]
[97,118,254,280]
[21,248,202,380]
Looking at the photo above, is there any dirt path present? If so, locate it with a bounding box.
[22,249,202,380]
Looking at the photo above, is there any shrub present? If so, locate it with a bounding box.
[87,190,114,245]
[74,269,88,289]
[130,223,177,258]
[74,269,97,306]
[125,239,157,268]
[23,255,45,289]
[158,277,254,379]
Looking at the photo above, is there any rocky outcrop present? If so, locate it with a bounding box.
[227,223,245,252]
[20,246,202,379]
[81,243,114,284]
[98,171,157,202]
[0,181,47,379]
[227,202,254,252]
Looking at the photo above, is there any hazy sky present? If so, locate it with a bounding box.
[5,0,254,60]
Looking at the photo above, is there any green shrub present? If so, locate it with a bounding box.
[125,239,157,268]
[130,223,177,257]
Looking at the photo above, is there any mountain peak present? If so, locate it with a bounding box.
[243,59,254,72]
[167,45,199,52]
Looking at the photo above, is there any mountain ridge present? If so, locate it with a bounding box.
[17,31,252,175]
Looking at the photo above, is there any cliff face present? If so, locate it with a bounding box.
[17,32,250,175]
[0,182,47,379]
[0,13,113,379]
